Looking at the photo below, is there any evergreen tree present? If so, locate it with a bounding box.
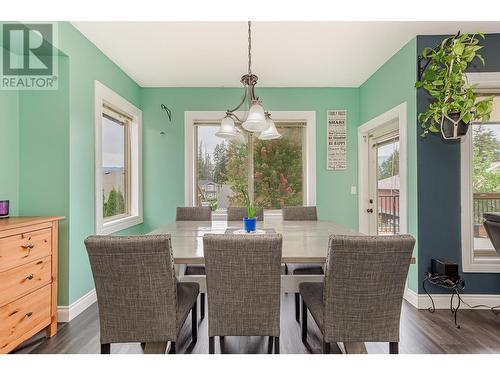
[104,188,118,217]
[213,142,228,184]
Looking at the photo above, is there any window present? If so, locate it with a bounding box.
[461,93,500,271]
[95,81,142,234]
[185,111,316,210]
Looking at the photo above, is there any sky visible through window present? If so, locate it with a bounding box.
[102,116,125,169]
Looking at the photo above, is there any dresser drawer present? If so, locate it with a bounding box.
[0,284,51,353]
[0,228,52,272]
[0,256,52,306]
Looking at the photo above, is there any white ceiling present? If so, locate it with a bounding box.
[72,22,500,87]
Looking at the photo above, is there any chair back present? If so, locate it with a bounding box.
[282,206,317,221]
[227,207,264,221]
[322,235,415,343]
[84,235,178,344]
[176,206,212,221]
[484,212,500,255]
[203,234,282,337]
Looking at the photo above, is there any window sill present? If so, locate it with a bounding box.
[99,215,143,235]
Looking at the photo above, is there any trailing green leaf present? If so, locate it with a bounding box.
[416,32,493,137]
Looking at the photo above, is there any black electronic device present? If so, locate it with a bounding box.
[431,258,459,282]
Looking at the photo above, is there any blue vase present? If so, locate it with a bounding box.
[243,217,257,233]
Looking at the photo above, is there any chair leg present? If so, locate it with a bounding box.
[200,293,205,319]
[140,342,146,351]
[389,342,398,354]
[168,342,176,354]
[323,341,330,354]
[209,336,215,354]
[295,293,300,323]
[191,299,198,343]
[101,343,110,354]
[274,337,280,354]
[284,264,288,275]
[268,336,274,354]
[301,298,308,343]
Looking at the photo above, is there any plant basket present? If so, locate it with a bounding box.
[441,112,469,140]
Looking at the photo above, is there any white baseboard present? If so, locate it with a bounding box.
[403,286,419,307]
[57,289,97,322]
[404,286,500,310]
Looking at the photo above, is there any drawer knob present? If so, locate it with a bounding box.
[26,312,33,318]
[22,244,35,250]
[26,274,34,280]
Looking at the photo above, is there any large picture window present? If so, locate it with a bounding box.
[462,92,500,271]
[194,122,305,209]
[95,81,142,234]
[185,111,316,210]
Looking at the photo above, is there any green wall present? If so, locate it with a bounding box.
[141,87,360,232]
[0,62,19,215]
[18,55,71,303]
[57,23,144,304]
[359,38,419,291]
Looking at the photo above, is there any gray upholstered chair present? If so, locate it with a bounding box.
[300,234,415,354]
[484,212,500,255]
[176,206,212,319]
[226,206,264,221]
[84,235,199,354]
[282,206,324,322]
[203,234,282,354]
[282,206,318,221]
[176,206,212,221]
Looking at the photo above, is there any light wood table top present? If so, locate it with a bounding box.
[150,216,399,265]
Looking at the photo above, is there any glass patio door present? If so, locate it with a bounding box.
[367,128,400,235]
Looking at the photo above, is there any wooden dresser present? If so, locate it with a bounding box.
[0,217,63,353]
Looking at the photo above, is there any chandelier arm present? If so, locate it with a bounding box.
[230,113,243,123]
[227,85,249,114]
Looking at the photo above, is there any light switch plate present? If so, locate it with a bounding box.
[351,186,357,195]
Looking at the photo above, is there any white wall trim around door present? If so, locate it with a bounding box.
[357,102,408,235]
[403,286,500,310]
[57,288,97,323]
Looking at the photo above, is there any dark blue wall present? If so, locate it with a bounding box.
[417,33,500,294]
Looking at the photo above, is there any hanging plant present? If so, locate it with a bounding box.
[416,32,493,139]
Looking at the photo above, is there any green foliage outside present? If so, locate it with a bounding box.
[378,150,399,180]
[197,127,303,209]
[104,187,125,218]
[472,125,500,194]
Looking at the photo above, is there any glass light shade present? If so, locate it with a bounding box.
[230,128,246,144]
[258,118,281,140]
[242,103,268,132]
[215,116,238,139]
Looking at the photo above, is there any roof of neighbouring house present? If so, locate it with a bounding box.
[378,175,400,190]
[199,179,216,186]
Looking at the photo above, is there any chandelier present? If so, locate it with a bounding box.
[215,21,281,142]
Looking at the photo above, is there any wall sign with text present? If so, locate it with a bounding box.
[326,110,347,170]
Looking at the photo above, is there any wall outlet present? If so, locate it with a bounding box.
[350,186,357,195]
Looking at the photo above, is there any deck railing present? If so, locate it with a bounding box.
[378,195,400,234]
[473,193,500,225]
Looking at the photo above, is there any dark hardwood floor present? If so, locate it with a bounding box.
[12,293,500,354]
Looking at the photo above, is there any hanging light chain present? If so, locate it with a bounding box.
[248,21,252,75]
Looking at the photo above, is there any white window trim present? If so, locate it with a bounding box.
[95,81,143,234]
[184,111,316,207]
[357,102,408,235]
[461,73,500,272]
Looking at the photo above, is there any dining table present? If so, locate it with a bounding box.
[149,213,415,354]
[149,214,415,292]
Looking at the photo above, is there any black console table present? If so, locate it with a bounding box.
[422,272,466,328]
